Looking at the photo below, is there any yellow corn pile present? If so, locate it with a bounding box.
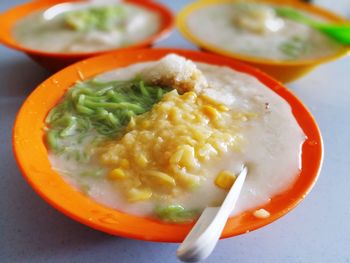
[100,90,253,202]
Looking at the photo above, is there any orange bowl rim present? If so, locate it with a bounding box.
[12,48,323,242]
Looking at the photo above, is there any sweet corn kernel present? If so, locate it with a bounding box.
[191,128,205,141]
[192,127,212,140]
[215,170,237,190]
[159,101,172,111]
[136,154,148,168]
[173,168,201,189]
[200,94,220,105]
[170,148,184,164]
[197,143,218,160]
[123,132,135,142]
[119,159,130,169]
[168,108,181,123]
[178,145,199,170]
[164,151,172,159]
[127,188,152,202]
[211,137,231,153]
[108,168,126,180]
[193,113,206,125]
[181,136,197,146]
[159,130,171,138]
[217,104,230,112]
[128,116,136,129]
[140,120,151,129]
[202,105,220,119]
[183,91,197,102]
[186,113,197,121]
[144,171,176,187]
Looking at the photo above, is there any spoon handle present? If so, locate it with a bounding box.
[275,7,350,45]
[177,166,248,262]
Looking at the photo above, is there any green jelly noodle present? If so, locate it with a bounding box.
[155,205,199,223]
[45,77,172,154]
[65,5,125,32]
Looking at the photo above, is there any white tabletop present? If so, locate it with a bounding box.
[1,1,349,262]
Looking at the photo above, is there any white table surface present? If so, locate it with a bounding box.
[1,1,349,262]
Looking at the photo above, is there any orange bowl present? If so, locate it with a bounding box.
[13,48,323,242]
[177,0,350,83]
[0,0,174,71]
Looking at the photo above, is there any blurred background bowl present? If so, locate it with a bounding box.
[177,0,350,83]
[0,0,174,71]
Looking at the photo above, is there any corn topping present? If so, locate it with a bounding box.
[108,168,127,180]
[215,170,237,190]
[99,90,252,202]
[127,188,153,202]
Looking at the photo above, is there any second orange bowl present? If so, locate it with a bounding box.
[0,0,174,71]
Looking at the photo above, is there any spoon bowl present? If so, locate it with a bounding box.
[177,166,248,262]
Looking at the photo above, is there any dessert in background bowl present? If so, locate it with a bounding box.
[13,48,323,241]
[0,0,174,71]
[177,0,350,83]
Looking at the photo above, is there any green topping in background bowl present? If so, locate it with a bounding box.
[64,5,125,31]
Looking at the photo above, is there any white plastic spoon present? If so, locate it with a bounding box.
[176,165,248,262]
